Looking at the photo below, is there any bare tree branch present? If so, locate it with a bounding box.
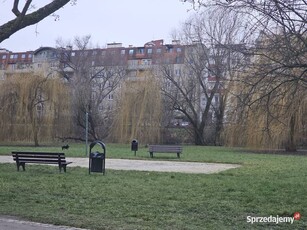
[0,0,71,43]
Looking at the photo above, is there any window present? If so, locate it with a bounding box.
[21,54,26,58]
[156,48,162,53]
[96,72,104,78]
[121,50,125,55]
[176,57,182,64]
[91,92,97,101]
[17,63,26,69]
[176,47,182,52]
[129,49,134,55]
[137,48,144,54]
[108,94,113,100]
[2,55,6,59]
[201,96,207,106]
[71,52,75,56]
[28,54,32,58]
[50,62,58,68]
[128,60,138,66]
[214,95,219,105]
[175,69,181,76]
[10,64,17,70]
[142,59,151,65]
[166,80,171,89]
[147,48,152,54]
[10,54,14,59]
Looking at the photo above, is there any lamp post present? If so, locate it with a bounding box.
[85,112,89,156]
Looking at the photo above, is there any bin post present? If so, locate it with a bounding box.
[131,139,138,156]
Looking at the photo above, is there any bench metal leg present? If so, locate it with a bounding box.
[59,164,67,173]
[150,152,153,158]
[17,162,25,171]
[177,153,180,158]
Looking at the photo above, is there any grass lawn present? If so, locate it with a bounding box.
[0,143,306,229]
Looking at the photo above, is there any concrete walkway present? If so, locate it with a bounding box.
[0,216,88,230]
[0,155,240,174]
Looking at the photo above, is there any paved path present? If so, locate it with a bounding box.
[0,216,88,230]
[0,155,240,174]
[0,155,240,229]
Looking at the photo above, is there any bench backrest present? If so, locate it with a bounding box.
[149,145,182,153]
[12,151,67,164]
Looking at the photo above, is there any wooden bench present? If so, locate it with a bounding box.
[148,145,183,158]
[12,151,72,172]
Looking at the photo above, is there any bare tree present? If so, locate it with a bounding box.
[185,0,307,150]
[184,1,306,82]
[0,0,76,43]
[160,8,247,145]
[57,35,126,141]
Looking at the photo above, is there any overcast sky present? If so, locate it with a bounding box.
[0,0,193,52]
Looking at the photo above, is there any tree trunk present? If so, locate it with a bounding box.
[30,111,40,147]
[194,127,205,145]
[285,115,297,152]
[33,127,40,147]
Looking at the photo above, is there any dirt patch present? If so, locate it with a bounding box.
[0,156,240,174]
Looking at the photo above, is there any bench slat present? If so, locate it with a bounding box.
[12,151,65,155]
[13,156,66,161]
[14,158,67,164]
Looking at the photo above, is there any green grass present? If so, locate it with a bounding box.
[0,144,307,229]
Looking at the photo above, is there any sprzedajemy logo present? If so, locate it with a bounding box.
[247,212,301,225]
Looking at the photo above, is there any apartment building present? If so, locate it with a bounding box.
[0,40,227,129]
[0,49,33,79]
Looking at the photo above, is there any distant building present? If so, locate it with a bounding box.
[0,39,230,125]
[0,49,33,78]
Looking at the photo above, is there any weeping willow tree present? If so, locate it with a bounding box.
[224,36,307,150]
[0,72,72,146]
[111,72,162,144]
[225,78,306,150]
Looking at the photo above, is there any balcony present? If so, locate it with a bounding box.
[127,64,152,70]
